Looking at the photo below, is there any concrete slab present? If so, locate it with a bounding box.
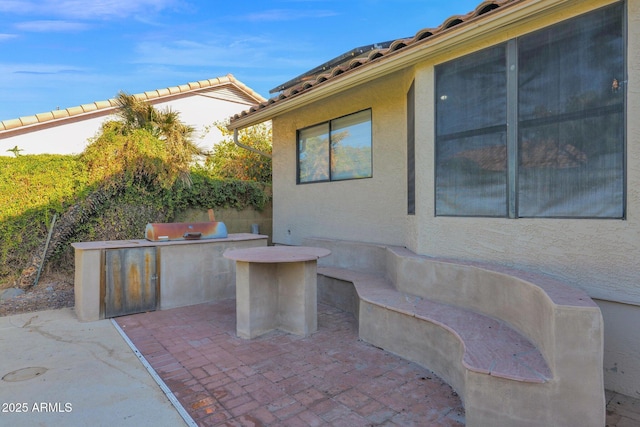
[0,308,186,427]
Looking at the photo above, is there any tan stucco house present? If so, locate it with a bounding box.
[228,0,639,424]
[0,74,264,156]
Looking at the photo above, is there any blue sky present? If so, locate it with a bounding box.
[0,0,481,121]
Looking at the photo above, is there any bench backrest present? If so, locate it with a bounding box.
[306,237,601,374]
[386,247,554,357]
[306,237,388,276]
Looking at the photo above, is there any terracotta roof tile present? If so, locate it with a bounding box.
[94,100,112,109]
[144,90,161,100]
[230,0,519,126]
[1,74,264,133]
[80,103,98,113]
[20,116,39,126]
[66,106,85,116]
[51,109,70,120]
[35,112,55,123]
[2,119,21,131]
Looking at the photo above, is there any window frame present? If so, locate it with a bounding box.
[434,2,626,219]
[407,81,416,215]
[296,109,373,184]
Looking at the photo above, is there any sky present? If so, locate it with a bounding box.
[0,0,482,122]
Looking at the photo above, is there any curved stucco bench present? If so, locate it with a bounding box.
[308,237,605,427]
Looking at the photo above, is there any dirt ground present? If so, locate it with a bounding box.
[0,272,74,317]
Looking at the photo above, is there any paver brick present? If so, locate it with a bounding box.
[116,300,464,426]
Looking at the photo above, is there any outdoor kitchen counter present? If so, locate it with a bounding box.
[72,233,268,321]
[224,246,331,339]
[71,232,264,250]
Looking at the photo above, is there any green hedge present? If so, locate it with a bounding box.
[0,155,89,221]
[0,155,271,284]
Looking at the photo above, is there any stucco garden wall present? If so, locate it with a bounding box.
[270,0,639,398]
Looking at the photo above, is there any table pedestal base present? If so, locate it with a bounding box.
[235,260,317,339]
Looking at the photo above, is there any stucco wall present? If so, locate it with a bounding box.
[413,63,639,303]
[271,70,414,248]
[270,0,639,396]
[401,0,640,304]
[598,300,640,398]
[272,0,640,302]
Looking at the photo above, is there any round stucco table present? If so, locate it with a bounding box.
[224,246,331,339]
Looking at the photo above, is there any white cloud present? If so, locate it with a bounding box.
[0,34,18,41]
[241,8,338,22]
[132,33,317,71]
[1,62,86,75]
[1,0,181,20]
[0,62,120,119]
[15,20,90,32]
[0,1,34,13]
[134,40,250,68]
[48,0,180,20]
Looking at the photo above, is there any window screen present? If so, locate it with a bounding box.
[435,45,508,216]
[517,4,625,217]
[435,3,625,218]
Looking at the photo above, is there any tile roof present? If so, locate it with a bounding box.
[1,74,264,133]
[230,0,519,127]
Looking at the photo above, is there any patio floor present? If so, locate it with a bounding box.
[115,300,465,426]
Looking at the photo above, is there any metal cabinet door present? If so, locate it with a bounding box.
[103,247,158,318]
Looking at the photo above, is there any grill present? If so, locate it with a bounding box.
[144,209,228,241]
[145,221,228,241]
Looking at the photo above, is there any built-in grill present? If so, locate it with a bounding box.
[144,209,228,241]
[103,210,228,318]
[145,221,228,241]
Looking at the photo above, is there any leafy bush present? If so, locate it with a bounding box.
[1,96,271,288]
[0,155,89,222]
[0,156,270,285]
[82,92,205,189]
[204,121,272,182]
[0,155,89,278]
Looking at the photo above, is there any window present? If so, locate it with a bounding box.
[297,109,372,183]
[435,3,625,218]
[407,81,416,215]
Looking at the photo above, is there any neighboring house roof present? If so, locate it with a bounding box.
[229,0,522,129]
[1,74,265,135]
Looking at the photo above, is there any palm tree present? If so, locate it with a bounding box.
[18,92,204,288]
[113,92,205,186]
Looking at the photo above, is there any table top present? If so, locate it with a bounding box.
[223,246,331,263]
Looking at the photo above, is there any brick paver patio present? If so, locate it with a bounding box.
[116,300,465,426]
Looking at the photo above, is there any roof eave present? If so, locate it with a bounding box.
[1,74,264,134]
[229,0,613,130]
